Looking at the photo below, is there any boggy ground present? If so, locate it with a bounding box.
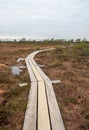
[0,42,58,130]
[36,43,89,130]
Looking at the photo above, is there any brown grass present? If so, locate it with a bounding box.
[36,43,89,130]
[0,42,58,130]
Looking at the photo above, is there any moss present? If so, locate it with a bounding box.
[0,74,9,83]
[81,106,89,120]
[64,97,77,105]
[0,109,10,126]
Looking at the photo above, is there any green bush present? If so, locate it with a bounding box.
[74,43,89,49]
[64,97,77,105]
[81,48,89,56]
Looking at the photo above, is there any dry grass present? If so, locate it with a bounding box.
[1,42,89,130]
[36,43,89,130]
[0,42,58,130]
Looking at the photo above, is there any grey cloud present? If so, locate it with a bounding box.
[0,0,89,39]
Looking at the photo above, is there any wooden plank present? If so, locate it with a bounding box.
[29,56,51,130]
[38,81,51,130]
[32,59,50,81]
[45,81,65,130]
[25,57,36,82]
[29,57,43,81]
[23,81,37,130]
[23,58,37,130]
[31,51,65,130]
[34,64,65,130]
[24,49,65,130]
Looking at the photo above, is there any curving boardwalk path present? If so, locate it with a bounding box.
[23,48,65,130]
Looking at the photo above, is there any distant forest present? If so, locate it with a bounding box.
[0,38,89,43]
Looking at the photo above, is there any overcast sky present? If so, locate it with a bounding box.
[0,0,89,40]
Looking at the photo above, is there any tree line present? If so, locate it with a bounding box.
[0,37,89,43]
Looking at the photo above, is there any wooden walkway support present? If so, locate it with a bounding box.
[23,49,65,130]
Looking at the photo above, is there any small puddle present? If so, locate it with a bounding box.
[11,66,23,75]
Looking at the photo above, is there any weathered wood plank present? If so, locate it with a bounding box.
[38,81,51,130]
[45,81,65,130]
[29,57,43,81]
[31,50,65,130]
[23,82,37,130]
[25,57,36,82]
[24,48,65,130]
[29,57,51,130]
[31,61,65,130]
[23,58,37,130]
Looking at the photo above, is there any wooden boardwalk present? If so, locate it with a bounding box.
[23,49,65,130]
